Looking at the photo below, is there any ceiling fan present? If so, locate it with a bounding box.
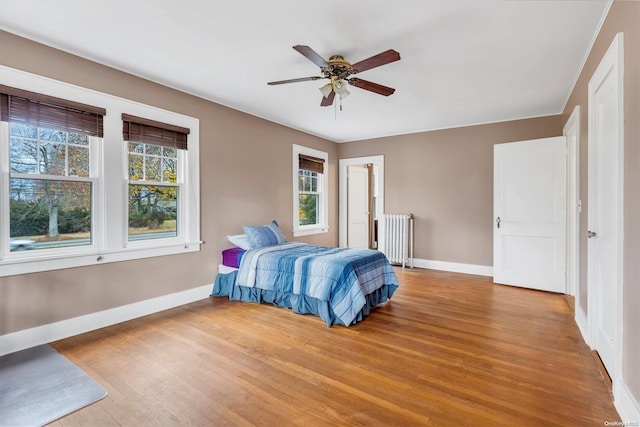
[268,45,401,107]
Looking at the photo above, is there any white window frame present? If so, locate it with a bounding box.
[0,65,200,277]
[292,144,328,237]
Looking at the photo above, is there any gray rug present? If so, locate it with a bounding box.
[0,344,108,427]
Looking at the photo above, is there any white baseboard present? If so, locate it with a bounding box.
[411,258,493,277]
[614,379,640,425]
[574,304,590,347]
[0,283,213,357]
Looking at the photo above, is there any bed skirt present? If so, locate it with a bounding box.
[210,271,397,327]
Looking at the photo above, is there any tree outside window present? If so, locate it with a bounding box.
[298,169,319,226]
[127,142,179,241]
[9,123,92,251]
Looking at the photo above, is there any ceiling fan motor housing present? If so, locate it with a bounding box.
[323,55,354,80]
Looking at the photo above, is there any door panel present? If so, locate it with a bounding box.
[347,165,369,249]
[588,41,622,376]
[494,137,566,292]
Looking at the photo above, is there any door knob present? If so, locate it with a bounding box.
[587,230,597,238]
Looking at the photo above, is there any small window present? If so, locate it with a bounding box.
[292,144,328,236]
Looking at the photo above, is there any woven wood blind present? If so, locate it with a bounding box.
[122,113,190,150]
[299,154,325,174]
[0,85,105,137]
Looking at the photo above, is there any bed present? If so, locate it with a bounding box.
[211,240,399,327]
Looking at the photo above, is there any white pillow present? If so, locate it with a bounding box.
[226,234,252,250]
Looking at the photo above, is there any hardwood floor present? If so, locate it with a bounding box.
[50,268,620,426]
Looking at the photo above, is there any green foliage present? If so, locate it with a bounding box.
[59,208,91,234]
[299,194,318,226]
[9,200,90,237]
[9,199,48,237]
[129,209,167,229]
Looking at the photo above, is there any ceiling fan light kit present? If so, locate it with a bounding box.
[268,45,400,108]
[319,82,333,98]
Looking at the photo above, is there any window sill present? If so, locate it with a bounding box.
[293,226,329,237]
[0,242,201,277]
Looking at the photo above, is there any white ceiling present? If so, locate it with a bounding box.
[0,0,610,143]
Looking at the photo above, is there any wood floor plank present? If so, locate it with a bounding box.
[50,267,620,426]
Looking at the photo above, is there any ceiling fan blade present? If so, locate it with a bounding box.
[293,45,329,68]
[268,76,323,85]
[320,90,336,107]
[351,49,401,73]
[348,78,396,96]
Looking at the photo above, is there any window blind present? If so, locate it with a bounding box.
[299,154,325,174]
[0,85,105,137]
[122,113,190,150]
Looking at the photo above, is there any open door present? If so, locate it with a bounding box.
[493,136,566,293]
[339,156,384,249]
[347,165,370,249]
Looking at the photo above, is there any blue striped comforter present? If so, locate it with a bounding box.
[236,242,399,325]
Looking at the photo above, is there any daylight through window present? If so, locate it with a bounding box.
[292,145,328,236]
[0,73,201,277]
[2,87,102,253]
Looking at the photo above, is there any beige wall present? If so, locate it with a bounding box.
[2,3,638,409]
[338,116,563,266]
[0,30,338,335]
[561,0,640,407]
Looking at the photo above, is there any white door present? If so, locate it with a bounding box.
[587,33,623,378]
[347,165,369,248]
[493,137,567,292]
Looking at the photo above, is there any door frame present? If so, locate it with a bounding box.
[339,155,384,248]
[587,32,624,381]
[563,106,581,299]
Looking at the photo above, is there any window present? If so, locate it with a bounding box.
[123,114,189,243]
[0,69,200,277]
[1,85,103,255]
[9,123,95,251]
[292,144,328,236]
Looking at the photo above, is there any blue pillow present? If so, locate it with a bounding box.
[243,220,287,248]
[266,220,287,244]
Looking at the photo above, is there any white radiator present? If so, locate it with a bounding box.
[382,213,414,268]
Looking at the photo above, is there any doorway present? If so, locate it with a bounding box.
[339,155,384,249]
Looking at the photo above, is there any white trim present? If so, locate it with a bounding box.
[574,304,589,346]
[338,155,384,248]
[411,258,493,277]
[563,105,581,298]
[292,144,328,237]
[0,283,213,357]
[614,380,640,427]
